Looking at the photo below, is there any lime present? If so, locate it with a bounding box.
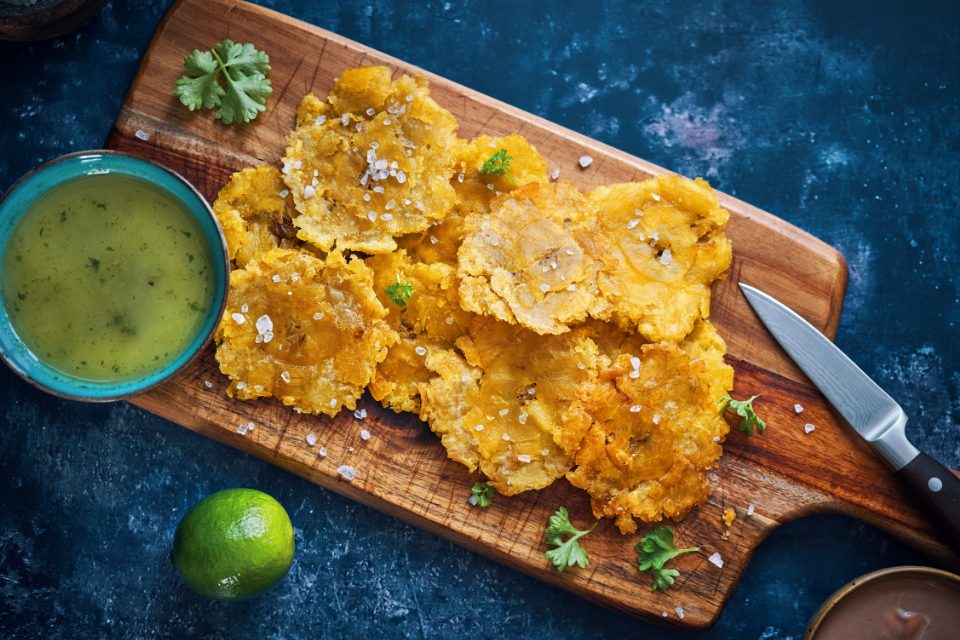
[171,488,295,601]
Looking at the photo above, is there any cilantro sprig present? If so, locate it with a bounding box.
[175,39,272,125]
[544,507,597,572]
[480,148,513,177]
[470,481,495,508]
[636,526,698,592]
[384,274,414,307]
[719,394,767,436]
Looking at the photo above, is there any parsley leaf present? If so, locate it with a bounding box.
[480,148,513,176]
[470,481,495,508]
[175,39,272,125]
[544,507,597,572]
[635,526,698,592]
[384,274,414,307]
[719,394,767,435]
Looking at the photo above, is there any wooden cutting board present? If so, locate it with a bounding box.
[105,0,956,629]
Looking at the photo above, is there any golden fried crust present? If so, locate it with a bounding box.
[212,167,299,268]
[419,317,598,495]
[589,175,732,343]
[457,182,613,335]
[295,93,331,128]
[366,250,473,413]
[566,343,730,534]
[282,66,458,254]
[398,134,549,266]
[215,248,397,416]
[680,319,734,403]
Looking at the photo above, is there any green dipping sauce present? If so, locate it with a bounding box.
[1,174,215,382]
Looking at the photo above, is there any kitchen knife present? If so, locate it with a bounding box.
[739,282,960,551]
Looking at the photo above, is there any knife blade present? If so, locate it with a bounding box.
[739,282,960,552]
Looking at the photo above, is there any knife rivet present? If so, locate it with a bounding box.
[928,477,943,493]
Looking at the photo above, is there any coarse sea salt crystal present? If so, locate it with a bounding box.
[794,403,805,414]
[415,346,427,356]
[430,235,439,245]
[804,423,816,434]
[475,424,484,431]
[272,274,281,283]
[337,465,357,481]
[306,433,317,446]
[498,408,509,417]
[381,213,394,221]
[231,313,246,325]
[539,283,550,292]
[256,315,273,337]
[368,211,378,222]
[303,185,316,199]
[578,155,593,168]
[203,380,213,389]
[280,370,291,383]
[237,423,249,435]
[236,381,248,390]
[241,303,249,313]
[629,405,642,413]
[329,398,337,408]
[550,168,560,181]
[317,447,327,458]
[134,129,150,141]
[354,408,367,420]
[674,606,685,620]
[747,504,755,516]
[314,115,326,125]
[518,412,528,424]
[360,429,371,441]
[708,552,724,568]
[627,218,641,230]
[630,356,641,370]
[651,193,661,202]
[659,249,673,266]
[501,433,510,441]
[517,454,531,463]
[313,311,325,320]
[653,414,662,425]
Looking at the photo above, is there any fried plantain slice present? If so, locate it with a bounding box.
[213,166,299,268]
[399,134,549,266]
[566,342,730,534]
[419,317,598,495]
[457,181,612,335]
[282,66,458,254]
[215,248,397,415]
[588,174,732,343]
[365,250,473,413]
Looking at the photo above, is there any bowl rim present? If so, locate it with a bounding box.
[803,564,960,639]
[0,149,230,402]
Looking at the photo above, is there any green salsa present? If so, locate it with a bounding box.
[1,174,215,382]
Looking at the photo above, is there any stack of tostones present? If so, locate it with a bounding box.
[211,65,736,533]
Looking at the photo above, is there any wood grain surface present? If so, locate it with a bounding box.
[105,0,956,628]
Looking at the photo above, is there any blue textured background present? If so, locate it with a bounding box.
[1,1,958,638]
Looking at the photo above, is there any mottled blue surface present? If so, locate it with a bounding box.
[1,1,958,638]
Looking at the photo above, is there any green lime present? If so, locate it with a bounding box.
[171,488,294,601]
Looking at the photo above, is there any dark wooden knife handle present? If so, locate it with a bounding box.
[895,452,960,552]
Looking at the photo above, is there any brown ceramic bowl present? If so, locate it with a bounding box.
[0,0,106,42]
[804,565,960,640]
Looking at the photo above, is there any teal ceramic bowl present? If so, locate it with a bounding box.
[0,150,229,401]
